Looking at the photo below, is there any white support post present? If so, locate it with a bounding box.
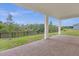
[58,20,61,35]
[44,15,49,39]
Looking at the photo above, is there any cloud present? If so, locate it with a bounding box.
[0,9,35,18]
[10,12,20,16]
[0,10,22,17]
[0,10,8,16]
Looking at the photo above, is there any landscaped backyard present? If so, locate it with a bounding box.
[0,29,79,52]
[0,33,57,51]
[0,34,43,51]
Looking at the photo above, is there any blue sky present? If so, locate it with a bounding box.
[0,3,79,26]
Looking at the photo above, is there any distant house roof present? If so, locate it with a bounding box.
[73,23,79,26]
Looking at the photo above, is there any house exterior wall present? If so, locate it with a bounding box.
[73,25,79,30]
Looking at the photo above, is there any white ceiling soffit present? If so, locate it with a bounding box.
[16,3,79,19]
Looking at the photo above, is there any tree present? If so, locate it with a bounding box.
[0,21,2,23]
[6,14,14,32]
[6,14,14,39]
[38,24,44,33]
[6,14,13,24]
[49,21,57,32]
[49,20,52,25]
[0,22,4,29]
[0,22,6,32]
[49,21,53,32]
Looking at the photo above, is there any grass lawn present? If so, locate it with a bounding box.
[0,34,43,51]
[62,29,79,36]
[0,29,79,52]
[0,33,57,51]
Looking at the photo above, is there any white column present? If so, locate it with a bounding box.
[58,20,61,35]
[44,15,49,39]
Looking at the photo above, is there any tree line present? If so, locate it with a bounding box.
[0,14,58,34]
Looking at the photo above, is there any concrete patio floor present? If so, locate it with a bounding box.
[0,35,79,56]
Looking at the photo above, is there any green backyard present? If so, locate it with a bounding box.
[0,29,79,51]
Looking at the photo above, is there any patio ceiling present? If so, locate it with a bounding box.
[16,3,79,19]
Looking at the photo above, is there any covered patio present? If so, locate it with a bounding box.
[0,3,79,56]
[16,3,79,39]
[0,35,79,56]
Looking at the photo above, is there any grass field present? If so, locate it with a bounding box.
[0,34,43,51]
[62,29,79,36]
[0,33,57,51]
[0,29,79,51]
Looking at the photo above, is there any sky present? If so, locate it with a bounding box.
[0,3,79,26]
